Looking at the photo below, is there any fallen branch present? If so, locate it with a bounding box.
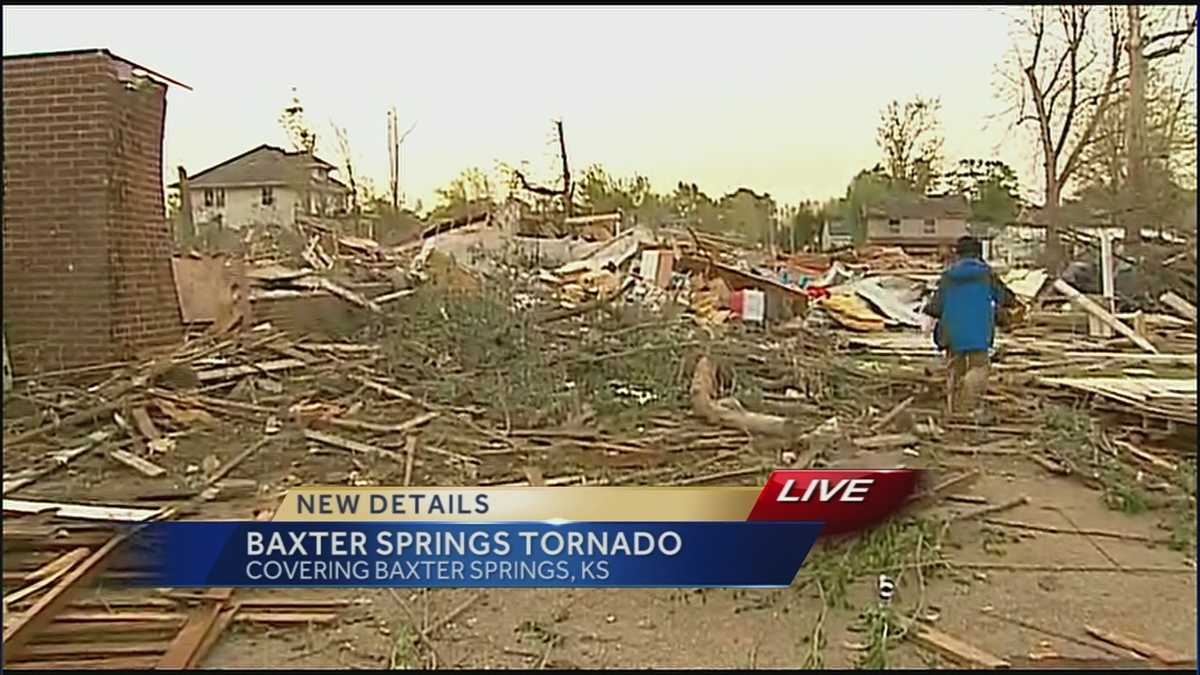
[690,356,798,437]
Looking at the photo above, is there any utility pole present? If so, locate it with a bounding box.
[387,108,399,211]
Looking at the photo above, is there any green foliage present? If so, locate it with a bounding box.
[671,182,723,232]
[843,165,905,246]
[948,159,1020,232]
[430,167,496,222]
[718,188,778,246]
[788,201,824,252]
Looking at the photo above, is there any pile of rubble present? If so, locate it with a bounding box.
[4,210,1196,668]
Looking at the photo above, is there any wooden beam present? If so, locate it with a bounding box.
[2,535,127,658]
[1159,291,1197,324]
[1052,278,1158,353]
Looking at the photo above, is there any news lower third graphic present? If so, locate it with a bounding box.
[126,470,921,589]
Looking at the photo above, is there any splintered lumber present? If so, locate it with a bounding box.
[235,611,338,625]
[1007,655,1173,670]
[194,358,306,383]
[130,406,161,441]
[1083,625,1191,665]
[21,547,91,584]
[853,433,919,450]
[690,356,797,437]
[4,548,92,606]
[304,429,405,462]
[1159,291,1197,324]
[3,534,129,658]
[906,620,1010,669]
[871,396,914,432]
[205,438,270,487]
[109,450,167,478]
[3,430,114,495]
[1052,279,1157,353]
[322,411,439,434]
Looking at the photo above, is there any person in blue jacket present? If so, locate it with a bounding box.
[922,235,1016,419]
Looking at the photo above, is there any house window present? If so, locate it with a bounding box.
[203,189,225,208]
[261,187,275,206]
[887,218,901,234]
[923,217,936,234]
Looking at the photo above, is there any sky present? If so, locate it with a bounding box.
[3,5,1031,210]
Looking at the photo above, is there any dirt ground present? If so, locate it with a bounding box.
[15,424,1186,670]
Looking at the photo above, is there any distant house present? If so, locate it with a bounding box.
[820,219,854,251]
[172,144,351,229]
[863,195,971,249]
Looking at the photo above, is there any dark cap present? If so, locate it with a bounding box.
[955,235,982,258]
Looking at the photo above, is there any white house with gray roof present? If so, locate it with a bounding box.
[171,144,351,229]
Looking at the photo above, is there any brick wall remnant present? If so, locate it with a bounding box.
[2,49,184,375]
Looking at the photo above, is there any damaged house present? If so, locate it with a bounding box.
[173,144,352,230]
[863,195,971,252]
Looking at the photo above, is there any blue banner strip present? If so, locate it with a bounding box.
[126,521,823,589]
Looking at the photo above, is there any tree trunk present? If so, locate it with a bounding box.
[1043,173,1064,271]
[556,120,573,216]
[1125,4,1147,244]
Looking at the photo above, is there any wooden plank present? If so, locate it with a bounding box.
[205,438,270,487]
[1084,625,1192,665]
[4,548,91,606]
[853,433,919,450]
[157,509,270,669]
[4,640,169,661]
[40,619,185,636]
[234,611,338,625]
[189,605,237,669]
[908,621,1010,669]
[3,430,115,495]
[2,499,162,523]
[109,450,167,478]
[194,358,306,383]
[304,429,405,462]
[1008,654,1177,670]
[54,611,184,622]
[1053,278,1158,353]
[22,547,91,583]
[3,534,128,658]
[156,599,224,669]
[130,406,162,441]
[171,256,235,324]
[1159,291,1197,324]
[6,655,161,669]
[322,411,439,435]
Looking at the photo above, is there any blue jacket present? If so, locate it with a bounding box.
[923,258,1014,354]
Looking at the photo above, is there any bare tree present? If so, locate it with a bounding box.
[386,108,417,211]
[509,119,575,216]
[875,96,944,193]
[1125,5,1196,238]
[998,6,1125,265]
[330,122,359,214]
